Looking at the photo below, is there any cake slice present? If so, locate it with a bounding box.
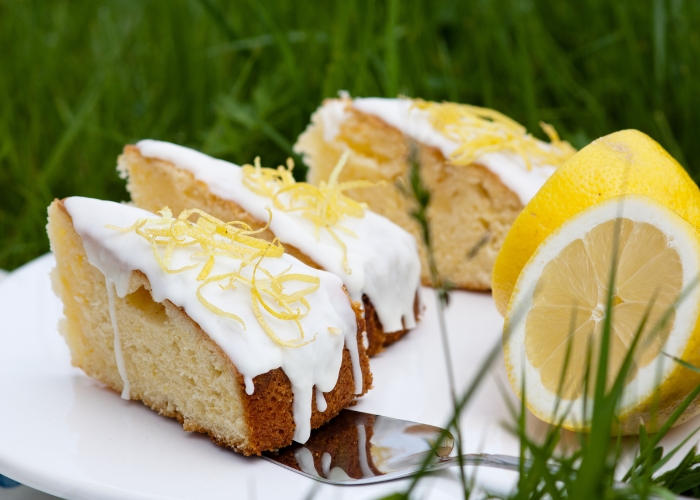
[47,197,372,455]
[118,141,421,356]
[294,96,576,291]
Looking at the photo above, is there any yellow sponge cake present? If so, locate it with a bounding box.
[47,197,372,455]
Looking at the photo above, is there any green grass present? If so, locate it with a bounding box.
[5,2,700,498]
[2,0,700,270]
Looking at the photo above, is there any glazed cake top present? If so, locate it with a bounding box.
[64,196,363,443]
[133,140,421,334]
[310,96,575,205]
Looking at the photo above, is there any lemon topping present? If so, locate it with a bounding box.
[136,139,421,334]
[242,153,377,274]
[413,99,576,170]
[108,207,321,348]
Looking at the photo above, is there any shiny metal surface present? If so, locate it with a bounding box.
[262,409,521,485]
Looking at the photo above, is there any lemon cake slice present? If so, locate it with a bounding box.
[294,96,576,290]
[47,197,372,455]
[118,141,421,356]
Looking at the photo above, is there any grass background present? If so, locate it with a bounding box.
[1,0,699,271]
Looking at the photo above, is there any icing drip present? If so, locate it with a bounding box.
[326,467,353,481]
[244,376,254,396]
[345,322,363,395]
[317,97,562,205]
[293,448,320,478]
[321,452,332,477]
[315,388,327,412]
[136,140,421,334]
[356,424,375,478]
[106,279,131,399]
[64,197,362,443]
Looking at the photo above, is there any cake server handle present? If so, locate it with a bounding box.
[428,453,521,473]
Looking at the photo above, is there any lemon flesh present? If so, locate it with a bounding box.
[505,195,700,433]
[525,218,681,400]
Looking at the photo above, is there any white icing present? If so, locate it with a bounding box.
[326,466,353,481]
[63,197,363,444]
[293,448,320,477]
[106,279,130,399]
[315,388,327,413]
[318,99,350,142]
[244,376,254,396]
[318,97,558,205]
[321,452,332,477]
[356,424,375,478]
[136,140,420,334]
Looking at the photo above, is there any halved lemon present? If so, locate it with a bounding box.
[504,195,700,434]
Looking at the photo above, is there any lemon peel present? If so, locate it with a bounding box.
[413,99,576,170]
[108,207,321,348]
[241,154,380,275]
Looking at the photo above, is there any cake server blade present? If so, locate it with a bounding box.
[261,409,519,485]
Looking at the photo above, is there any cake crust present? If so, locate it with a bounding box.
[48,199,372,456]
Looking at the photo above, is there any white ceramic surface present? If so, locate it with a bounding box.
[1,255,698,500]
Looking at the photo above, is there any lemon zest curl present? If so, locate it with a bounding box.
[107,207,320,348]
[241,153,380,274]
[413,99,576,170]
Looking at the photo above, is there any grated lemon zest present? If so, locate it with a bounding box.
[241,153,380,274]
[108,207,321,348]
[413,99,576,170]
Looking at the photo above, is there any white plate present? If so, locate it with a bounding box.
[0,255,697,500]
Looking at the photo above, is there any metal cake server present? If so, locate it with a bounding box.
[262,409,520,485]
[262,410,698,500]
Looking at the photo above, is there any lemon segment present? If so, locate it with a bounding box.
[492,129,700,317]
[504,195,700,433]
